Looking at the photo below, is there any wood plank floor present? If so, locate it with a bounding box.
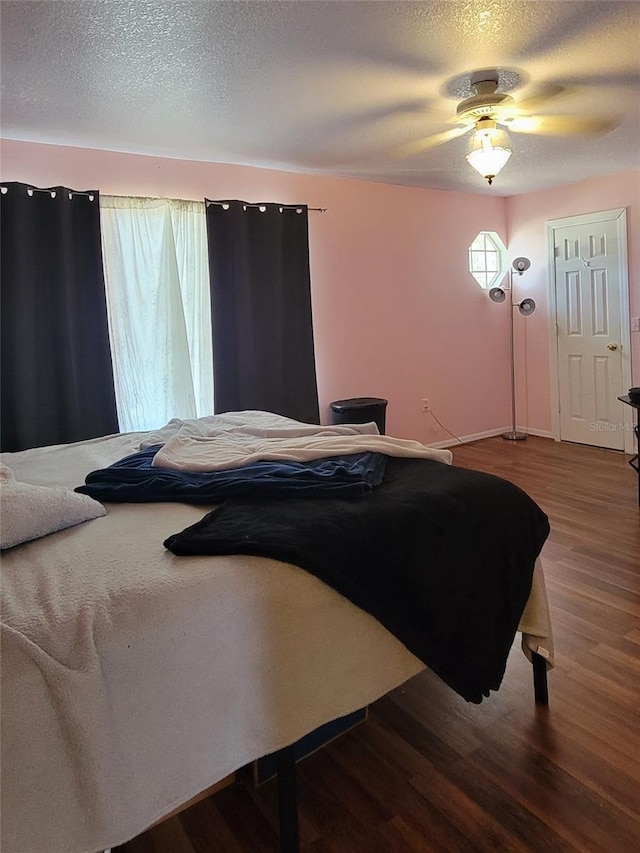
[117,437,640,853]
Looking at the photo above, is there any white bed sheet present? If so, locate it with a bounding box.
[0,428,552,853]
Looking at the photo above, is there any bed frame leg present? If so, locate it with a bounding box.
[532,650,549,706]
[276,744,300,853]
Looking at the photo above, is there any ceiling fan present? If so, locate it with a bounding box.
[399,69,616,185]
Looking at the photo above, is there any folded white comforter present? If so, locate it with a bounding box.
[146,412,453,472]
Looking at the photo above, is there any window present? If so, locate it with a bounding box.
[100,196,214,432]
[468,231,507,289]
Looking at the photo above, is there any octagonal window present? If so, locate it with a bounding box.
[469,231,508,289]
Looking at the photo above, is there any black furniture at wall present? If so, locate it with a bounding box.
[618,394,640,506]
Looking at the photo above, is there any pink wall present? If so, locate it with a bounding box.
[0,139,510,442]
[506,170,640,433]
[4,140,636,443]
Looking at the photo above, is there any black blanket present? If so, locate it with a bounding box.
[165,457,550,703]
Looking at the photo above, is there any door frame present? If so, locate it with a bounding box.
[545,207,633,454]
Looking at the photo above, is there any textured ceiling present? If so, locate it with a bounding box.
[1,0,639,196]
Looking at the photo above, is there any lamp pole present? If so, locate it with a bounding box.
[503,269,527,441]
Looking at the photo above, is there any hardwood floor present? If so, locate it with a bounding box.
[118,437,640,853]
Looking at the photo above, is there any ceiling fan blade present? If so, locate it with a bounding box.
[504,114,617,136]
[394,125,468,157]
[509,82,566,112]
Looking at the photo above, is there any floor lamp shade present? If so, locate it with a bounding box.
[519,297,536,316]
[512,257,531,274]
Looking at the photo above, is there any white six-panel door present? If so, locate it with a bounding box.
[549,209,631,451]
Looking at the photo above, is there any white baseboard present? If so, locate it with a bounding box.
[428,425,554,449]
[427,427,506,449]
[521,426,554,439]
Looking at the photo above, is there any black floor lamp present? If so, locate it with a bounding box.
[489,257,536,441]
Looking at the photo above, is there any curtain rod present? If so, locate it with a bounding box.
[2,187,327,212]
[0,185,97,200]
[205,200,327,212]
[104,193,326,211]
[104,193,326,210]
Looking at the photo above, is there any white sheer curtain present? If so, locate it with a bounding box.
[100,197,213,432]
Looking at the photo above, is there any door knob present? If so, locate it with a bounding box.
[607,343,618,351]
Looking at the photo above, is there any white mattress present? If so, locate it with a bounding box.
[0,429,552,853]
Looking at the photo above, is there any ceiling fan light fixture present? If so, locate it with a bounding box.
[465,118,512,185]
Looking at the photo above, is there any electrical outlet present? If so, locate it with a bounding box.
[421,398,430,412]
[631,317,640,332]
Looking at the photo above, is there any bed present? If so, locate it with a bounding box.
[0,412,553,853]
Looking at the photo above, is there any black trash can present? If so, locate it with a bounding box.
[330,397,388,434]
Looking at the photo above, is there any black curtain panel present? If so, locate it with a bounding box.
[0,183,119,451]
[205,200,319,424]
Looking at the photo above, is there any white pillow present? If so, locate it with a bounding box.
[0,464,106,550]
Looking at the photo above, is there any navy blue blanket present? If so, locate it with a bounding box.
[164,457,550,703]
[76,445,387,502]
